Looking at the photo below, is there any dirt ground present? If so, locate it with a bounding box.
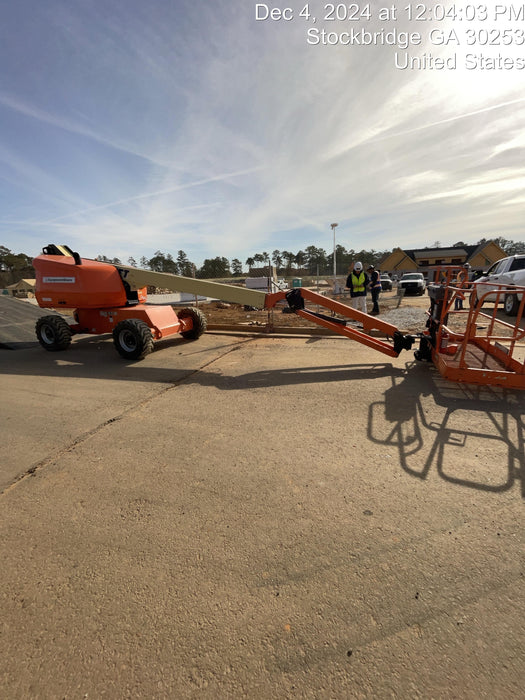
[199,288,428,331]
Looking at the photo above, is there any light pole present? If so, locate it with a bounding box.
[331,223,338,292]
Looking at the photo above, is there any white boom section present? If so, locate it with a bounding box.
[117,265,268,307]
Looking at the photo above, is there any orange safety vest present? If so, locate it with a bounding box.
[457,269,469,287]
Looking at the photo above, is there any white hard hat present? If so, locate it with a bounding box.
[354,261,363,271]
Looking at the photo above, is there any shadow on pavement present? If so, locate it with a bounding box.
[1,338,406,386]
[0,333,250,381]
[368,360,524,497]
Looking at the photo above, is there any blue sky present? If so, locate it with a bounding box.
[1,0,524,268]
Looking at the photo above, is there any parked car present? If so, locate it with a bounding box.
[472,254,525,316]
[379,273,392,291]
[399,272,426,296]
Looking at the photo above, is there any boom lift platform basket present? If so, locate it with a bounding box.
[418,267,525,390]
[32,247,525,389]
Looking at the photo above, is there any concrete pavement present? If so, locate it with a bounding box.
[1,330,524,698]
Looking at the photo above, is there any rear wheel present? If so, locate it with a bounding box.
[177,307,207,339]
[504,292,519,317]
[112,319,153,360]
[35,315,72,351]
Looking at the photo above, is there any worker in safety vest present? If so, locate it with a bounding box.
[454,263,471,310]
[345,261,369,314]
[367,264,382,315]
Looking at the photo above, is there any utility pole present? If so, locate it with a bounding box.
[331,222,338,293]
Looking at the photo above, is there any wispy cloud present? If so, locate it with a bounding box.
[0,0,524,264]
[0,91,175,169]
[33,166,265,224]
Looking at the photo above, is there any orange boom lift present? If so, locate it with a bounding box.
[33,244,264,360]
[32,245,525,389]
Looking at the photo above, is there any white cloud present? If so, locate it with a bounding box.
[0,0,524,265]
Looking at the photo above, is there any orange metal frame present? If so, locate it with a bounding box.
[424,267,525,389]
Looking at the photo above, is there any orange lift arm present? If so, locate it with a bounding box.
[264,288,416,358]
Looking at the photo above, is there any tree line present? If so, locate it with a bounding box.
[93,236,525,278]
[1,237,524,284]
[104,245,390,279]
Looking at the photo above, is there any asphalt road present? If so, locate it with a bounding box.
[0,294,60,349]
[1,311,524,698]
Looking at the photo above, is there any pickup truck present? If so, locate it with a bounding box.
[473,254,525,316]
[398,272,426,295]
[379,273,393,291]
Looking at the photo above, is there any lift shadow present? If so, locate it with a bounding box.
[368,360,524,497]
[1,333,407,388]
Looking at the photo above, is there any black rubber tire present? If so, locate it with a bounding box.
[504,292,519,317]
[177,307,207,340]
[35,315,72,351]
[112,319,154,360]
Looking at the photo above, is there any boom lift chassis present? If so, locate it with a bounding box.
[32,246,525,389]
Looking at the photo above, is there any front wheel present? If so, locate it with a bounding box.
[112,319,154,360]
[35,315,72,351]
[504,292,519,317]
[177,307,207,339]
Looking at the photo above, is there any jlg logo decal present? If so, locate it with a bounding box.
[43,277,76,283]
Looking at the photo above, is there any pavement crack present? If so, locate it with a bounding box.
[1,338,254,497]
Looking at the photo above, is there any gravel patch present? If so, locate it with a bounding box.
[379,307,429,332]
